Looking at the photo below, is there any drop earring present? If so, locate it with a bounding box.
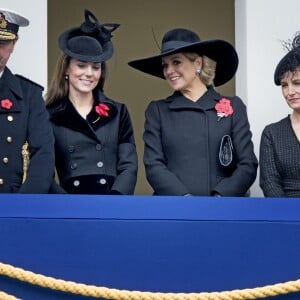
[65,74,69,80]
[196,68,201,75]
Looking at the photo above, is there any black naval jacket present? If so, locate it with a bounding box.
[0,67,55,193]
[47,90,138,195]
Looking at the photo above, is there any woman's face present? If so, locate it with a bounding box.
[66,58,102,94]
[281,68,300,112]
[162,52,202,92]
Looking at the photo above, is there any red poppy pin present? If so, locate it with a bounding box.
[1,99,13,110]
[215,98,233,121]
[95,103,110,117]
[93,103,110,123]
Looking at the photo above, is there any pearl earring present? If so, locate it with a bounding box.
[65,74,69,80]
[196,68,201,75]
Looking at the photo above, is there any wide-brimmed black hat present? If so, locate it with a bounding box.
[58,9,119,63]
[128,28,238,87]
[274,32,300,85]
[0,8,29,40]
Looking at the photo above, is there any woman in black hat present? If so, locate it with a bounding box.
[129,28,257,196]
[260,32,300,197]
[45,10,138,195]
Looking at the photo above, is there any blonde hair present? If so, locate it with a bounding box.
[184,52,217,86]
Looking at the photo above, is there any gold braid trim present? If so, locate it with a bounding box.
[1,261,300,299]
[0,291,20,300]
[21,142,30,184]
[0,31,16,40]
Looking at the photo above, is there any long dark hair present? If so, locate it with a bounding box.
[45,54,107,106]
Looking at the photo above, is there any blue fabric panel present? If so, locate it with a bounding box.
[0,195,299,299]
[0,194,300,221]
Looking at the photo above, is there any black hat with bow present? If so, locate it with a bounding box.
[128,28,238,87]
[58,9,119,63]
[274,32,300,85]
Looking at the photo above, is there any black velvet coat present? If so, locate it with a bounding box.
[0,67,55,193]
[47,90,138,195]
[143,87,258,196]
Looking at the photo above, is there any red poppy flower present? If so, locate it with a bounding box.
[215,98,233,121]
[1,99,13,110]
[95,103,110,117]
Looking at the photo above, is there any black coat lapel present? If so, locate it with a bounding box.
[49,99,97,139]
[88,100,117,131]
[167,87,221,111]
[48,91,118,140]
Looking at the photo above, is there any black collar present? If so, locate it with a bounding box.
[48,90,118,140]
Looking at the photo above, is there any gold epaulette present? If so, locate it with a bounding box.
[21,141,30,183]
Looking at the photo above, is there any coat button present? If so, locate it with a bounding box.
[68,145,75,153]
[3,157,8,164]
[99,178,106,185]
[95,144,102,151]
[7,115,13,122]
[6,137,12,143]
[97,161,104,168]
[73,180,80,186]
[70,162,77,169]
[0,179,3,185]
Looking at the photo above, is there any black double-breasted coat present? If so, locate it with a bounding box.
[0,67,55,193]
[143,87,258,196]
[47,90,138,195]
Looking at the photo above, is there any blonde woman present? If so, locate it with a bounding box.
[129,28,257,196]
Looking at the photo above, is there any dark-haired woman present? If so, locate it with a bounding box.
[128,28,257,196]
[260,32,300,197]
[45,10,138,195]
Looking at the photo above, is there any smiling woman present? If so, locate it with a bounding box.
[259,32,300,198]
[128,28,258,197]
[45,9,138,195]
[66,59,102,118]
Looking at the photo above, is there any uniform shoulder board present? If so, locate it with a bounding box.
[15,74,44,91]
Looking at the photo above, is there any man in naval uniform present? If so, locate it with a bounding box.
[0,8,55,193]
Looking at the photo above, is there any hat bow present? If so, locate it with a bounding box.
[80,9,119,43]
